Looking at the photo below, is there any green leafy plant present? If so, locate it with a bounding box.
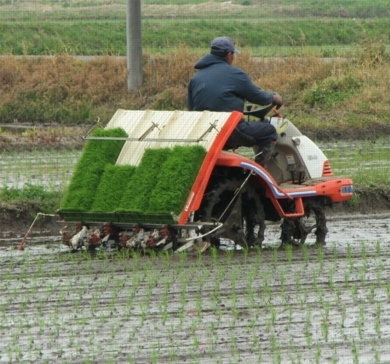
[303,75,361,107]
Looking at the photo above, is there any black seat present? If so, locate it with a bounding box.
[223,127,256,150]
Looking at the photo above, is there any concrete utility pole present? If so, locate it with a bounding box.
[126,0,143,91]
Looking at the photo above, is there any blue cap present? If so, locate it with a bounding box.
[210,36,240,55]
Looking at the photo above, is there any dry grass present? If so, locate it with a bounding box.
[1,44,390,129]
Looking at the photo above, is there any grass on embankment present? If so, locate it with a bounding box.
[1,41,389,131]
[1,0,390,21]
[1,18,389,56]
[1,0,389,129]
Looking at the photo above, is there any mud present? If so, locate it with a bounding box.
[1,133,390,237]
[2,181,390,243]
[302,121,390,142]
[1,212,390,363]
[1,125,390,362]
[0,124,85,152]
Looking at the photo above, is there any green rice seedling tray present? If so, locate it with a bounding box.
[57,210,118,223]
[115,212,174,225]
[57,210,175,225]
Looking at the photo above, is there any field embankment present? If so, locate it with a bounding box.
[1,48,389,132]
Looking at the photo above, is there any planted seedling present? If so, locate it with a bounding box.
[285,243,293,264]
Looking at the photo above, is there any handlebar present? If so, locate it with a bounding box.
[243,103,282,120]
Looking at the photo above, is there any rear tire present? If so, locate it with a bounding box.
[200,176,265,248]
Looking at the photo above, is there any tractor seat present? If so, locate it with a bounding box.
[223,127,256,150]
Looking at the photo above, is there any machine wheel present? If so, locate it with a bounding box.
[200,176,265,248]
[280,198,328,245]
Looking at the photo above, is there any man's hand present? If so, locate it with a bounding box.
[272,94,283,107]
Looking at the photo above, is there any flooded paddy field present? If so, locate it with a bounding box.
[0,149,80,190]
[1,212,390,363]
[1,137,389,190]
[1,137,390,362]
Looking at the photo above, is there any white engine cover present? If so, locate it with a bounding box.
[292,136,327,179]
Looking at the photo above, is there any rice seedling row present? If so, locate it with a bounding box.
[1,234,390,363]
[0,149,80,190]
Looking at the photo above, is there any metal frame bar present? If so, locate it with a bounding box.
[82,136,202,143]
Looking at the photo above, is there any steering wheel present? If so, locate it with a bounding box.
[243,103,281,120]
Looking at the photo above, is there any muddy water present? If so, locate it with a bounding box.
[0,212,390,363]
[0,149,80,189]
[1,137,389,191]
[0,139,387,189]
[1,212,389,254]
[1,145,389,362]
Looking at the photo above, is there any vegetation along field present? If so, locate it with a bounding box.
[1,1,390,362]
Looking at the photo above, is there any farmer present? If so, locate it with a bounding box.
[187,36,283,165]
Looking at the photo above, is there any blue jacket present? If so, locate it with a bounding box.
[187,54,275,112]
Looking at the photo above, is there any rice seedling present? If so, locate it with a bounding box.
[207,246,218,265]
[284,244,293,264]
[351,339,359,364]
[301,244,310,263]
[375,241,381,255]
[1,202,390,363]
[272,248,278,264]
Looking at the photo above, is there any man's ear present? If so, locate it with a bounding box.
[225,52,234,64]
